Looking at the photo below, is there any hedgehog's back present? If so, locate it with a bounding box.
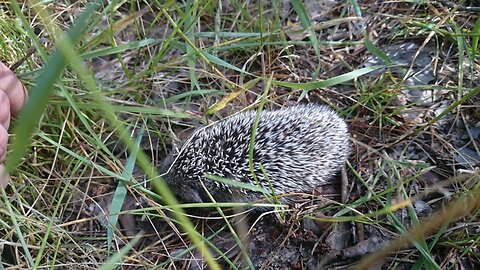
[161,104,350,203]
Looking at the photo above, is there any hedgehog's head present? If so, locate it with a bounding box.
[159,153,205,203]
[158,172,204,204]
[166,179,204,204]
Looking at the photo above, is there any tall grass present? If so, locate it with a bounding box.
[0,0,478,269]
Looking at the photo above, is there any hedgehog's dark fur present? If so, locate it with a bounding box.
[160,104,350,204]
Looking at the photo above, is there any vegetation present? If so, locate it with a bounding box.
[0,0,479,269]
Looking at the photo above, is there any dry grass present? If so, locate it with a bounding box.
[0,0,479,269]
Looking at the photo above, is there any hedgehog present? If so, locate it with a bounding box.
[159,104,350,205]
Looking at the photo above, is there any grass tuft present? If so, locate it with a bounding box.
[0,0,478,268]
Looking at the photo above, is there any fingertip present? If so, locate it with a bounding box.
[8,83,27,116]
[0,90,11,129]
[0,61,28,116]
[10,84,27,116]
[0,164,10,189]
[0,125,8,162]
[0,62,8,71]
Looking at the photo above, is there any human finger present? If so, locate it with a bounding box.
[0,164,11,189]
[0,125,8,162]
[0,90,11,129]
[0,61,28,115]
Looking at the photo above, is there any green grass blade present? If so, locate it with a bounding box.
[99,234,142,270]
[290,0,321,80]
[80,39,157,59]
[185,0,200,92]
[272,65,384,90]
[203,51,253,75]
[471,16,480,57]
[107,124,145,253]
[0,189,34,266]
[5,0,104,172]
[364,38,392,64]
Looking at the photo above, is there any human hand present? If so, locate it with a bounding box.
[0,61,28,188]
